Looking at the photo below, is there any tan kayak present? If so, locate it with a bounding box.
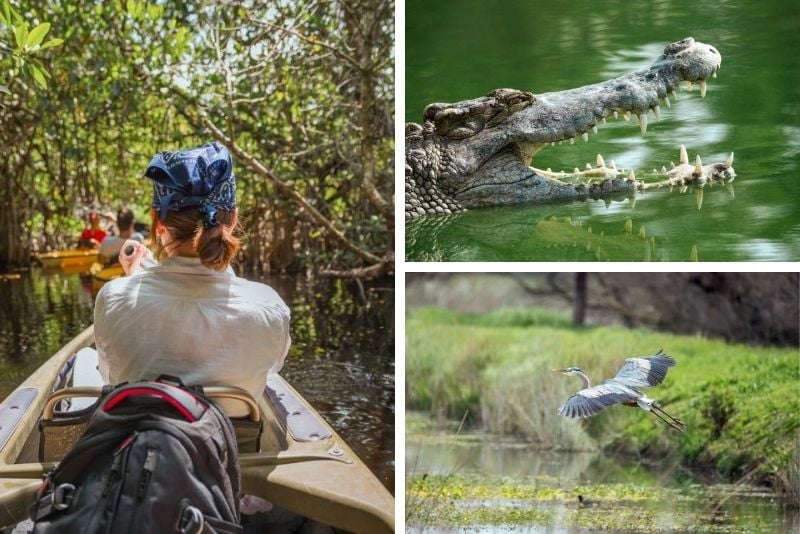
[89,263,124,296]
[34,250,98,272]
[0,327,394,532]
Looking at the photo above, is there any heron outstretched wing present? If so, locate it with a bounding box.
[612,350,676,388]
[558,382,639,419]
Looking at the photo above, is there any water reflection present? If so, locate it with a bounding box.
[407,208,714,262]
[406,437,800,532]
[0,269,394,491]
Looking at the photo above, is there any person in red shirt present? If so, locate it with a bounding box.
[78,211,107,248]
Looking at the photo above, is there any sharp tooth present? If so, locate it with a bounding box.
[546,167,551,172]
[664,96,671,108]
[601,117,607,124]
[586,163,592,170]
[592,125,598,134]
[694,155,703,175]
[679,145,689,165]
[712,70,717,78]
[609,160,617,170]
[654,105,661,121]
[671,89,678,100]
[661,166,668,173]
[623,111,630,121]
[628,169,636,181]
[725,152,735,167]
[638,113,647,134]
[570,137,575,145]
[687,81,693,91]
[597,154,605,167]
[670,161,676,169]
[574,167,580,173]
[700,80,707,98]
[613,110,618,119]
[582,132,589,142]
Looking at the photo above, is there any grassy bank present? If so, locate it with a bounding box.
[406,306,800,492]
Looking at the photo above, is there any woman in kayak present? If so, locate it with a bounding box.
[78,211,107,248]
[93,142,291,413]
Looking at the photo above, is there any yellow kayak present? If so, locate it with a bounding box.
[34,250,98,272]
[0,327,394,532]
[90,263,124,296]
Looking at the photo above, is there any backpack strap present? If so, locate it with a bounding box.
[177,500,243,534]
[103,382,208,422]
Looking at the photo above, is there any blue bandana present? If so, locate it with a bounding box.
[145,142,237,227]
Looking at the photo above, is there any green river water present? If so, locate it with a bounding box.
[405,0,800,261]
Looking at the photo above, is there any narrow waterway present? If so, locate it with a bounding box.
[0,268,395,492]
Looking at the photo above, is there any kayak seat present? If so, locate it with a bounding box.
[39,385,263,462]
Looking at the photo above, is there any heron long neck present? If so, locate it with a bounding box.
[576,371,591,389]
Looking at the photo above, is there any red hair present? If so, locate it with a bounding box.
[150,208,242,271]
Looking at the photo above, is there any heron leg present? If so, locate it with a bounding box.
[652,403,687,430]
[650,408,683,430]
[650,408,685,431]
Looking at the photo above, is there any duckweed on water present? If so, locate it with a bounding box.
[406,474,786,531]
[409,473,692,503]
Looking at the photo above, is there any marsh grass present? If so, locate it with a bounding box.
[406,306,800,494]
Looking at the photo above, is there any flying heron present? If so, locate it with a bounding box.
[552,350,686,431]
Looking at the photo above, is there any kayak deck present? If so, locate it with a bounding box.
[34,250,99,271]
[0,327,394,533]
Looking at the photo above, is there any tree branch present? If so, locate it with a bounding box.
[179,102,385,266]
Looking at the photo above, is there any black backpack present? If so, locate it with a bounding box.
[30,378,242,533]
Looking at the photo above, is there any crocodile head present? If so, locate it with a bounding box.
[405,38,726,217]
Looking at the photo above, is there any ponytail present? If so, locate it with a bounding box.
[150,208,242,270]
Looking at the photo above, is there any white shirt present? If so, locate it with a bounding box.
[94,257,291,406]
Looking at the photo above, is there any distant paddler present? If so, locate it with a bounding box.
[77,211,107,249]
[97,208,145,265]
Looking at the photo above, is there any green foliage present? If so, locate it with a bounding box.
[0,1,62,91]
[406,306,800,487]
[1,0,393,274]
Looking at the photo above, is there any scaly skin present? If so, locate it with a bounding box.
[406,37,736,217]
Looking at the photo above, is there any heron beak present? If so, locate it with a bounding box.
[551,368,568,374]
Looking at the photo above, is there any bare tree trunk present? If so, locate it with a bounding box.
[573,273,587,326]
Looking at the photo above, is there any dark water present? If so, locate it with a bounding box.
[405,0,800,261]
[0,268,394,492]
[407,437,800,532]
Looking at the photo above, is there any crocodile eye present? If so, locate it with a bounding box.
[439,116,485,139]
